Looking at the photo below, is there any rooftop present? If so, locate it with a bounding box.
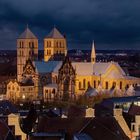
[45,27,64,39]
[18,27,37,39]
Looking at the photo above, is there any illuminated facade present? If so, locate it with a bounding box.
[17,26,38,82]
[44,27,67,62]
[6,26,140,101]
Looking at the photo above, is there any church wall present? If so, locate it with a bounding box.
[74,74,140,96]
[75,75,93,95]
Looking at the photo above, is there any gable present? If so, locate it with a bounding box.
[59,57,75,76]
[23,59,35,75]
[103,63,126,79]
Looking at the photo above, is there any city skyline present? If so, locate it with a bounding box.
[0,0,140,50]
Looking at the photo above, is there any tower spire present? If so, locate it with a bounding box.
[91,40,96,64]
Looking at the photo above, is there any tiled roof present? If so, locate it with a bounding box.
[34,60,126,78]
[18,27,37,39]
[37,117,91,140]
[34,61,62,73]
[81,117,130,140]
[45,27,64,39]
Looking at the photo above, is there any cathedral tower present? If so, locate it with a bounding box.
[44,27,67,62]
[91,41,96,64]
[17,26,38,81]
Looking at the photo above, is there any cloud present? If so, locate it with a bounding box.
[0,0,140,49]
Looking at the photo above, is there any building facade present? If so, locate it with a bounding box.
[6,26,140,101]
[17,26,38,82]
[44,27,67,62]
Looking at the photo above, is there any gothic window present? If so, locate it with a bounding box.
[125,84,129,90]
[49,41,51,47]
[105,81,108,89]
[120,81,122,89]
[83,79,86,89]
[29,51,31,55]
[52,89,55,94]
[32,42,34,48]
[45,90,48,94]
[56,42,58,47]
[88,81,90,87]
[94,80,96,88]
[112,82,116,88]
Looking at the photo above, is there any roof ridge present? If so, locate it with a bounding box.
[18,27,37,39]
[45,27,64,39]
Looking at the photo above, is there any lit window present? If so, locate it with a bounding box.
[105,82,108,89]
[94,80,96,88]
[120,81,122,89]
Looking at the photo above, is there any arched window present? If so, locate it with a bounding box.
[49,41,51,47]
[56,41,58,47]
[112,82,116,88]
[105,81,108,89]
[52,89,55,94]
[83,79,86,89]
[94,80,96,88]
[29,42,31,48]
[88,82,90,87]
[120,81,122,89]
[32,42,34,48]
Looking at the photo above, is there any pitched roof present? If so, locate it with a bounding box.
[128,104,140,115]
[0,120,16,140]
[45,27,64,39]
[36,117,91,140]
[34,61,62,73]
[72,62,112,76]
[81,117,130,140]
[18,27,37,39]
[34,60,126,77]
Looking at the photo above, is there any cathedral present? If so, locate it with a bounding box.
[6,26,140,102]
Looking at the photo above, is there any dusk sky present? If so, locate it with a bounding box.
[0,0,140,50]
